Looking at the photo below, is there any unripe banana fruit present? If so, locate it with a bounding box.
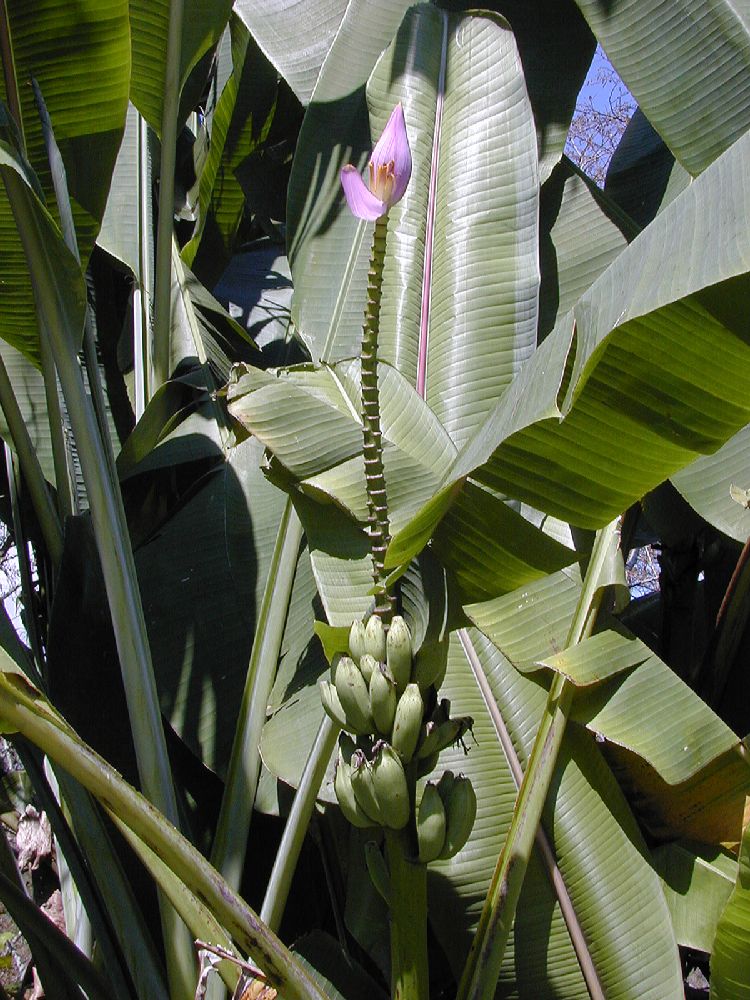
[359,653,378,686]
[391,683,424,761]
[334,751,375,828]
[364,615,387,661]
[438,773,477,859]
[350,750,384,825]
[348,620,367,662]
[335,656,374,734]
[436,769,455,806]
[418,716,473,759]
[417,782,447,863]
[371,743,410,829]
[319,680,348,730]
[386,616,413,692]
[370,663,397,737]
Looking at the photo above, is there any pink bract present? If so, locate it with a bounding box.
[340,103,412,220]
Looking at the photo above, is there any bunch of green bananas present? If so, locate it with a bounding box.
[320,614,477,860]
[335,734,411,829]
[320,616,472,764]
[416,771,477,862]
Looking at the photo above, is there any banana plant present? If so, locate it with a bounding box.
[0,2,749,1000]
[228,2,750,998]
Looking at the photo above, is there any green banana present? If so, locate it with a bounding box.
[350,750,384,825]
[436,769,455,802]
[359,653,378,686]
[334,750,376,828]
[364,840,391,905]
[391,683,424,762]
[417,782,447,863]
[319,680,348,730]
[386,615,413,692]
[369,663,397,737]
[363,614,387,661]
[439,774,477,859]
[371,743,410,829]
[348,619,367,662]
[416,699,450,758]
[335,656,375,734]
[417,715,473,759]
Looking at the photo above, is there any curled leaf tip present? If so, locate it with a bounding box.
[341,103,412,220]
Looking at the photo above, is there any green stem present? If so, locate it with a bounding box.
[136,111,154,414]
[212,501,302,887]
[0,679,327,1000]
[261,716,339,932]
[153,0,185,387]
[24,753,140,999]
[457,519,620,1000]
[2,171,193,984]
[362,213,394,622]
[32,75,112,519]
[25,89,194,992]
[107,812,241,995]
[384,828,429,1000]
[39,327,74,520]
[46,764,167,1000]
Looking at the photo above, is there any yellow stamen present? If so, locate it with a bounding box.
[370,159,396,203]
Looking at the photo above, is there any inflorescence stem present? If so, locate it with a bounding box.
[361,213,395,622]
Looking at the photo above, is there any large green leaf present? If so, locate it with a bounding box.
[0,343,54,479]
[672,424,750,543]
[291,5,540,450]
[427,628,684,998]
[467,575,740,786]
[431,481,577,602]
[1,0,130,263]
[539,156,637,340]
[98,102,156,283]
[227,359,456,534]
[711,813,750,998]
[574,0,750,176]
[0,140,86,365]
[129,0,233,133]
[180,15,279,280]
[653,841,736,953]
[135,437,286,775]
[390,126,750,562]
[233,1,349,106]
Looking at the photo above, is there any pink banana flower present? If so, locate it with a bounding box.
[340,103,412,220]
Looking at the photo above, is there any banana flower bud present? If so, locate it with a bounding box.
[340,103,411,220]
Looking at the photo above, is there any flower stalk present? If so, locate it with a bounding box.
[362,213,394,620]
[339,102,411,621]
[385,827,429,1000]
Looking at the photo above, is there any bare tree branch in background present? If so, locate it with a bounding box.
[566,48,636,186]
